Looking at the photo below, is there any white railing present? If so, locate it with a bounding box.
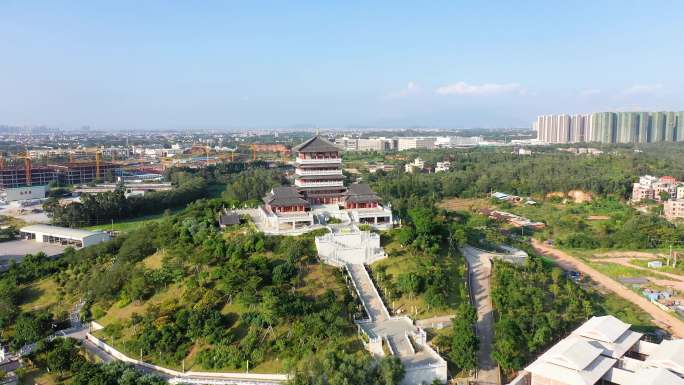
[346,264,374,322]
[296,157,342,164]
[356,264,391,320]
[295,169,342,176]
[86,333,288,383]
[294,180,344,188]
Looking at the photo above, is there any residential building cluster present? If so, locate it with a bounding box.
[509,315,684,385]
[632,175,684,221]
[534,111,684,144]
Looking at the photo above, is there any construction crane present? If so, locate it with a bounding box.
[95,150,102,180]
[24,157,32,186]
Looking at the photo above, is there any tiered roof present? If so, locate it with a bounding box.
[345,183,380,203]
[292,135,341,153]
[263,187,309,207]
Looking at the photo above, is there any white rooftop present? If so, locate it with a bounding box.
[573,315,631,343]
[526,336,616,385]
[546,338,604,371]
[20,224,105,239]
[646,339,684,376]
[624,367,684,385]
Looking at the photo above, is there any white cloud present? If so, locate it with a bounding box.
[580,89,601,96]
[435,81,522,96]
[385,81,419,99]
[624,84,663,94]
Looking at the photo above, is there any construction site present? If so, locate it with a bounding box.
[0,150,118,189]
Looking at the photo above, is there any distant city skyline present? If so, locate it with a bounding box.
[1,1,683,130]
[534,111,684,144]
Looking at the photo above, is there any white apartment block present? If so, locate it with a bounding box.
[509,315,684,385]
[397,137,435,151]
[434,136,483,147]
[334,137,396,152]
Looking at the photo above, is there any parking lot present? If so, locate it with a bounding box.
[0,240,66,269]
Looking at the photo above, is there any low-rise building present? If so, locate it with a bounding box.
[664,199,684,221]
[632,175,681,203]
[343,183,393,229]
[397,137,435,151]
[218,208,241,228]
[19,224,111,248]
[0,185,47,202]
[508,315,684,385]
[435,161,450,172]
[404,158,425,173]
[259,187,314,232]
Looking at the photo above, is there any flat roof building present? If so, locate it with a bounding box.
[508,315,684,385]
[19,224,111,248]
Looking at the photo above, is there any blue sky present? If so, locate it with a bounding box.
[1,1,683,130]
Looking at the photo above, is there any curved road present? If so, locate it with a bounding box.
[532,239,684,338]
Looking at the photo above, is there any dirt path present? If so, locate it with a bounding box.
[590,257,684,289]
[595,250,665,259]
[462,246,501,385]
[532,239,684,338]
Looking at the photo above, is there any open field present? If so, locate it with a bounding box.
[532,239,684,337]
[439,197,490,212]
[85,212,170,232]
[19,278,62,312]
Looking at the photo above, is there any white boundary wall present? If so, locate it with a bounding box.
[85,333,288,384]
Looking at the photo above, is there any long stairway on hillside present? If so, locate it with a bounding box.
[347,263,389,322]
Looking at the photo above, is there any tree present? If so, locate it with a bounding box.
[12,311,52,348]
[397,273,423,298]
[659,190,670,201]
[376,356,405,385]
[449,303,478,372]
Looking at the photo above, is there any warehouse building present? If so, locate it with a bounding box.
[19,225,111,248]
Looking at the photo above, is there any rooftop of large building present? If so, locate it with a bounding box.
[522,315,684,385]
[292,135,341,153]
[263,186,309,207]
[20,224,107,239]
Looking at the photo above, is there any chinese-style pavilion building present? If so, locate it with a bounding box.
[258,134,392,233]
[292,135,346,204]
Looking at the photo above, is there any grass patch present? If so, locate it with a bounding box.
[141,250,166,269]
[587,261,671,280]
[18,278,72,315]
[19,367,60,385]
[594,291,658,332]
[97,283,184,326]
[439,197,490,213]
[371,237,465,319]
[84,212,170,232]
[630,258,684,276]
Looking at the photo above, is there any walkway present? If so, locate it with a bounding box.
[347,263,389,321]
[461,246,501,385]
[532,239,684,338]
[346,263,446,376]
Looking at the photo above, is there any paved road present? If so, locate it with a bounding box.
[461,246,501,385]
[532,239,684,338]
